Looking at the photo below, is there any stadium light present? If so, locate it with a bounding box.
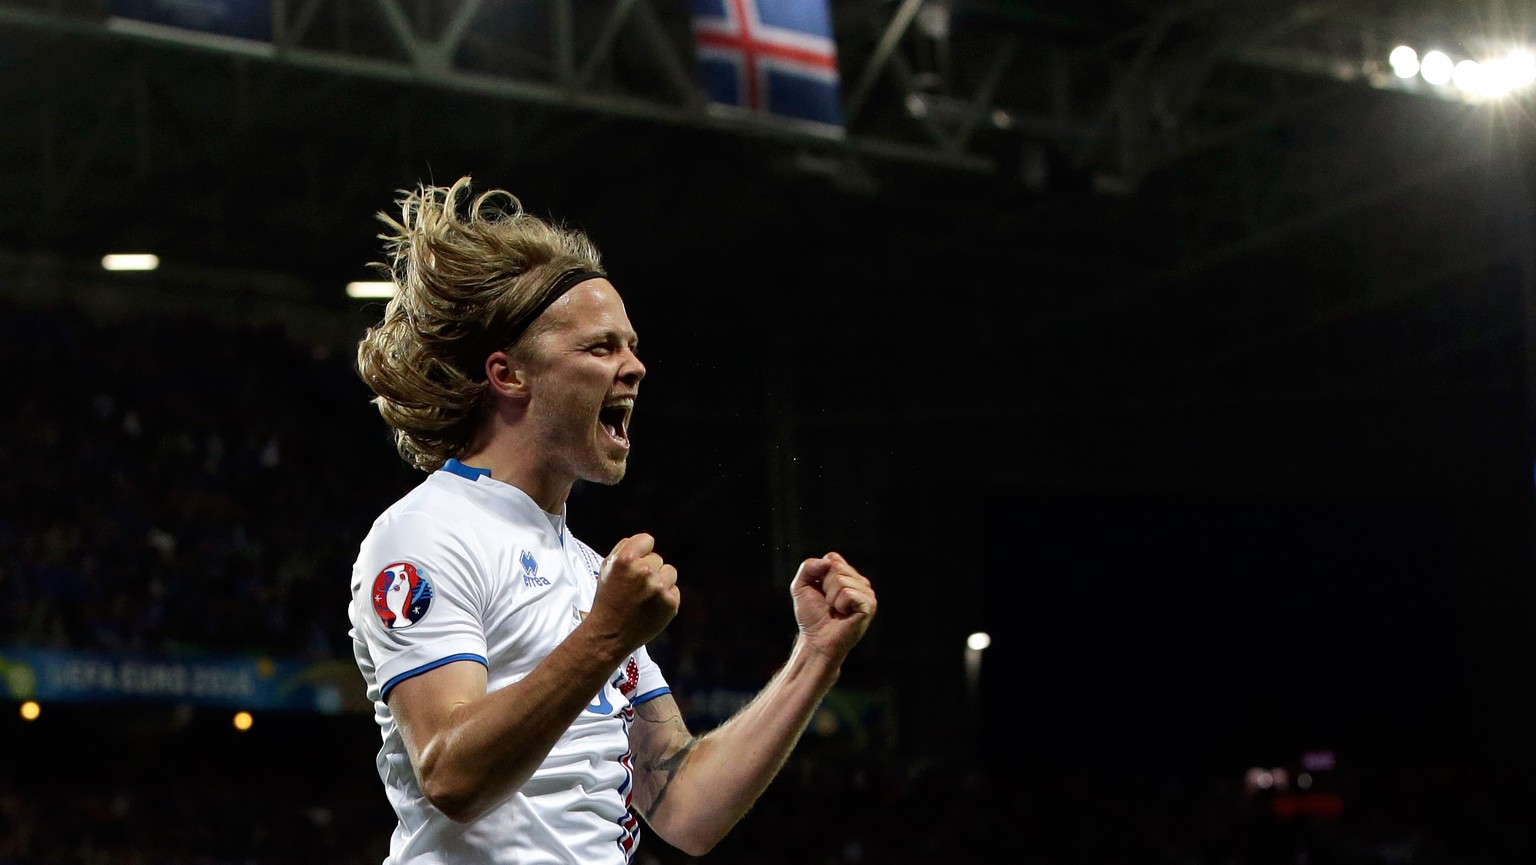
[1382,43,1536,102]
[962,631,990,763]
[101,253,160,271]
[1481,51,1536,96]
[233,710,254,731]
[19,700,40,721]
[346,281,396,298]
[1505,50,1536,86]
[1420,50,1455,85]
[963,632,989,695]
[1453,59,1484,93]
[1476,60,1513,97]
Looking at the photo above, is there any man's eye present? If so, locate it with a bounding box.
[588,345,612,356]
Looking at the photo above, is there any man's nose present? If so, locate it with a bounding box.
[621,351,646,385]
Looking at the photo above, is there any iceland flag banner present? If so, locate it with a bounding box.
[691,0,845,134]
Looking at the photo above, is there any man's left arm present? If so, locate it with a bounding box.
[629,552,876,856]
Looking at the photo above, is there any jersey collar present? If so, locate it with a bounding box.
[439,458,567,543]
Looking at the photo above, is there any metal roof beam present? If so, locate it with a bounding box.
[0,1,994,173]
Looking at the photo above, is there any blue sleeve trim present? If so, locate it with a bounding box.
[381,654,488,701]
[631,686,671,706]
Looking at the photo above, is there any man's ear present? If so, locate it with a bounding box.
[485,350,533,400]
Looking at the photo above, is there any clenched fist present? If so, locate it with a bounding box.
[589,533,681,655]
[791,551,876,663]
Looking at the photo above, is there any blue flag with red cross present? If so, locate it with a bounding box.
[691,0,845,132]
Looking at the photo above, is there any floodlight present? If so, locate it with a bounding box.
[1506,50,1536,85]
[346,281,396,298]
[1489,50,1536,94]
[101,253,160,271]
[1453,59,1484,94]
[1389,45,1419,78]
[1477,58,1516,97]
[1421,50,1454,85]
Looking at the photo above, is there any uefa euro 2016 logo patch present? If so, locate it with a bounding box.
[372,562,434,629]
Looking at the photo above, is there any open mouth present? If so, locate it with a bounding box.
[598,403,631,448]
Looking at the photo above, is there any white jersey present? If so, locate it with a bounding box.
[348,459,671,865]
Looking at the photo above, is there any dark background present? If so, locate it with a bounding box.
[2,0,1535,862]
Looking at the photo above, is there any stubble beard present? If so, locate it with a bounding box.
[571,434,628,486]
[535,395,629,487]
[592,457,628,486]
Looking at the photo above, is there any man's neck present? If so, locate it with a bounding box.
[456,441,572,514]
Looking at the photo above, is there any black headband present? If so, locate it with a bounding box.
[506,268,607,347]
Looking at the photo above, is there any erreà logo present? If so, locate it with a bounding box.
[521,549,549,587]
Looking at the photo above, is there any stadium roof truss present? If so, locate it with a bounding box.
[1,0,1516,184]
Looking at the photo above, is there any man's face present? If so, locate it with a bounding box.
[523,279,645,486]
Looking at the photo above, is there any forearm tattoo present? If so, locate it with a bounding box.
[635,699,683,724]
[646,737,695,814]
[635,701,696,815]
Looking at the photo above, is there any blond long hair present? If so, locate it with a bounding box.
[356,177,604,471]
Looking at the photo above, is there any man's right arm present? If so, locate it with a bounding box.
[388,626,629,823]
[387,532,680,823]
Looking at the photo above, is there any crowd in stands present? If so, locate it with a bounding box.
[1,299,1531,864]
[0,300,418,660]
